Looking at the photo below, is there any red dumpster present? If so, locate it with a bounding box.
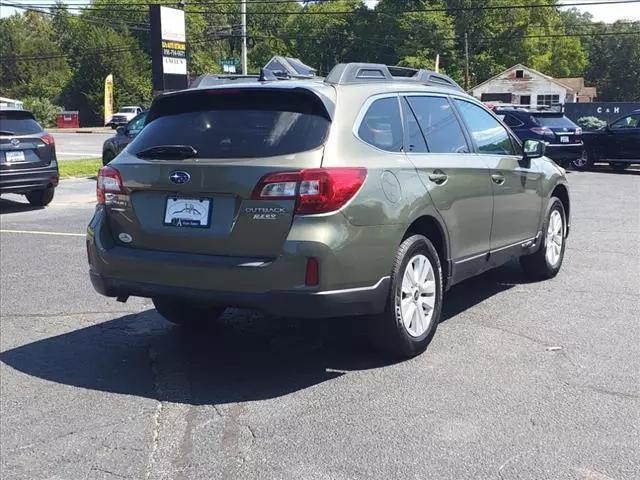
[56,111,80,129]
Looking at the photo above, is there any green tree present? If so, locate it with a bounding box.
[585,21,640,101]
[60,20,151,125]
[0,11,71,102]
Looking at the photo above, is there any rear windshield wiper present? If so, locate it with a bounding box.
[135,145,198,160]
[0,130,16,136]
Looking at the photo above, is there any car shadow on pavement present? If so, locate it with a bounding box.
[0,263,528,406]
[0,197,44,214]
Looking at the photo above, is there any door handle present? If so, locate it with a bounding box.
[491,173,506,185]
[428,170,448,185]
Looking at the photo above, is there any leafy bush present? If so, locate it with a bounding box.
[577,116,607,131]
[22,97,62,127]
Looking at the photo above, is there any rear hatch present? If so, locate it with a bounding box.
[532,113,582,145]
[106,86,333,257]
[0,110,54,170]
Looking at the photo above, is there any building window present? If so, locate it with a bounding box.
[536,94,560,107]
[515,70,524,78]
[520,95,531,105]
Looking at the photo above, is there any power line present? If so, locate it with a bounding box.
[6,0,640,15]
[0,25,237,62]
[0,1,150,29]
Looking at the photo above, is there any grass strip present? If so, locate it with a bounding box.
[59,158,102,178]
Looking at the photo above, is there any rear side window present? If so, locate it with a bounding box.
[0,111,43,135]
[533,115,577,128]
[357,97,403,152]
[454,100,517,155]
[131,89,331,158]
[502,113,525,128]
[405,96,469,153]
[127,112,147,135]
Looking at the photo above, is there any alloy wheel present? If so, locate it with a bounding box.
[572,150,588,169]
[400,254,436,337]
[545,210,564,267]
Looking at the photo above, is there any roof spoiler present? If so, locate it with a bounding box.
[325,63,464,92]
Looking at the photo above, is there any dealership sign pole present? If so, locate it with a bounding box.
[150,5,188,94]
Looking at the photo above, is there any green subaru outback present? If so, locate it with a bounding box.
[87,63,570,358]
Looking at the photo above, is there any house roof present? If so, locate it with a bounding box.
[264,56,316,78]
[579,86,597,97]
[471,64,575,93]
[556,77,584,91]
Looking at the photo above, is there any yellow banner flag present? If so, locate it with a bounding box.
[104,74,114,125]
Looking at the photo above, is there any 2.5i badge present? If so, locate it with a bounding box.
[245,206,286,220]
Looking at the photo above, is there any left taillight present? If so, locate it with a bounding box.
[97,165,124,204]
[252,167,367,215]
[41,133,55,146]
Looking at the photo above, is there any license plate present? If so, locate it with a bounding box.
[5,150,26,163]
[163,197,211,228]
[560,136,569,143]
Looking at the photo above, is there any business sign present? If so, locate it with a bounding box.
[104,74,113,125]
[150,5,187,92]
[565,102,640,124]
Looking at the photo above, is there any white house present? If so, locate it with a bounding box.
[471,64,596,108]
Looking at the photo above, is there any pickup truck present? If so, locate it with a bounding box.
[106,106,144,129]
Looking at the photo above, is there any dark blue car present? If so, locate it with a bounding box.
[493,107,584,168]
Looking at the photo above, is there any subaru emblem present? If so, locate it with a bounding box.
[10,138,20,148]
[169,171,190,185]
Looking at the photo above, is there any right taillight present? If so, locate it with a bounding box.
[252,167,367,214]
[41,133,55,146]
[531,127,554,137]
[96,165,124,204]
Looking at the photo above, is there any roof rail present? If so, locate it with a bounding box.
[325,63,464,92]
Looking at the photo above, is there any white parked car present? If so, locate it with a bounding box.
[106,106,143,128]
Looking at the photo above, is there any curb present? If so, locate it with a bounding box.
[49,128,113,134]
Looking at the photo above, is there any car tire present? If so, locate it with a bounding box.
[152,297,226,328]
[610,162,629,173]
[102,150,116,166]
[570,149,593,170]
[25,187,55,207]
[369,234,443,359]
[520,197,566,280]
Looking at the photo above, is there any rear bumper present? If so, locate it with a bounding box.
[90,271,389,318]
[0,163,59,194]
[86,206,396,319]
[545,142,583,161]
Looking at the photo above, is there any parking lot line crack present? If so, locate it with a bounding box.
[144,346,164,480]
[475,322,549,347]
[90,467,131,479]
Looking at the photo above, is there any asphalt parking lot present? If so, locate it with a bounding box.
[1,170,638,480]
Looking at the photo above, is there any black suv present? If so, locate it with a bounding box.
[493,107,583,167]
[102,110,148,165]
[581,109,640,172]
[0,109,59,206]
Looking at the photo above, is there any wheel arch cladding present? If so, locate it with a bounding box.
[551,183,570,233]
[402,215,449,283]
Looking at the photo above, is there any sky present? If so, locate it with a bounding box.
[1,0,639,21]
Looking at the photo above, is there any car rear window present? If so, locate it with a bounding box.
[131,89,331,158]
[533,115,577,128]
[0,111,43,135]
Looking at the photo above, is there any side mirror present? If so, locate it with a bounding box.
[523,139,545,160]
[116,126,126,135]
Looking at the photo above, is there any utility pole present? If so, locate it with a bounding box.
[464,32,469,91]
[240,0,247,75]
